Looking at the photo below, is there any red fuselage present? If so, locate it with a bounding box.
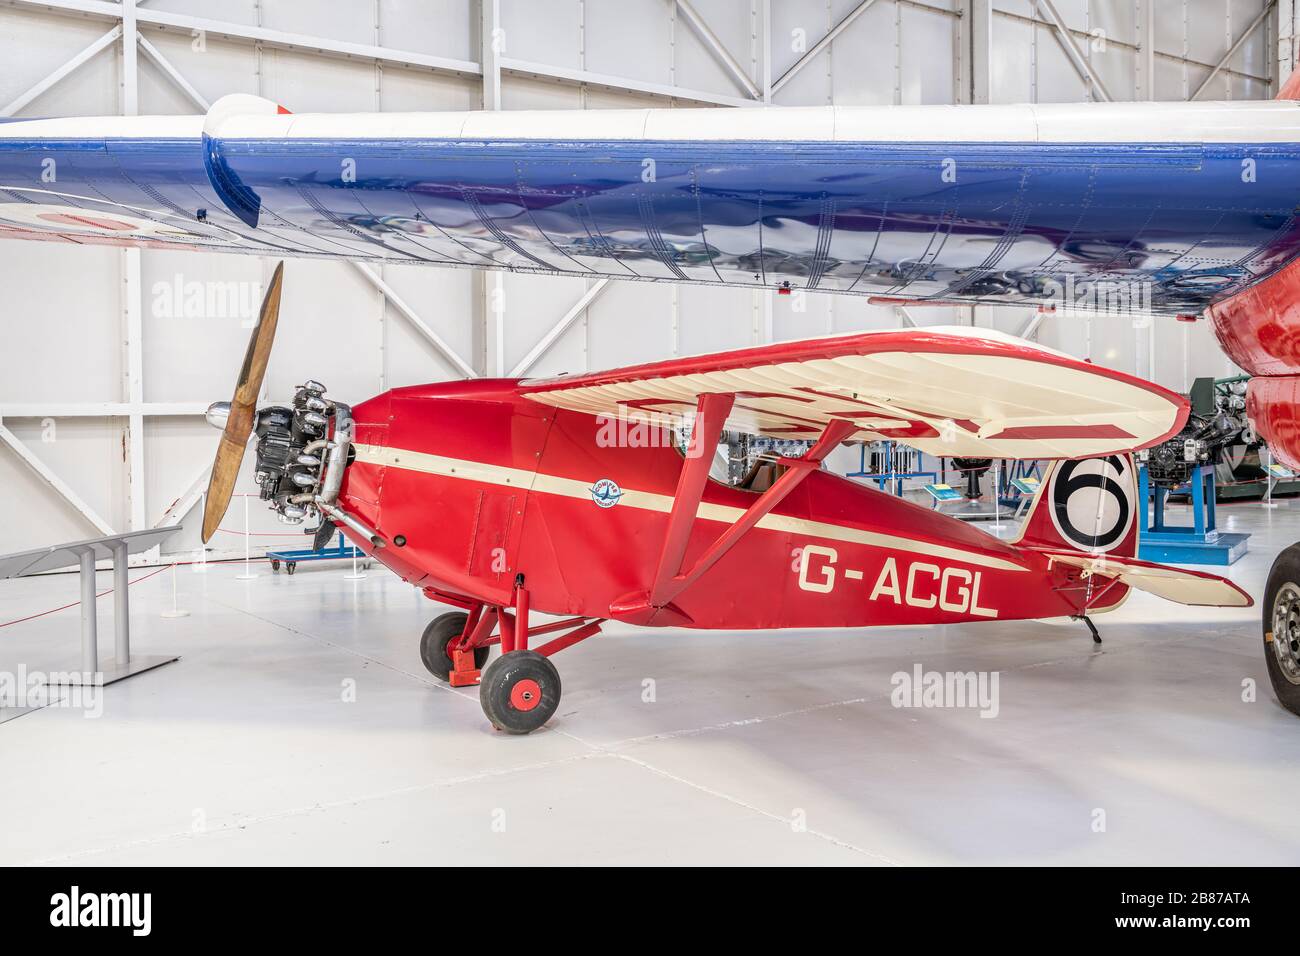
[337,380,1121,629]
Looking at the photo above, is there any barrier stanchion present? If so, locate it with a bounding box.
[993,460,1002,534]
[343,539,367,581]
[193,493,208,573]
[161,563,189,619]
[1263,446,1280,510]
[235,496,259,580]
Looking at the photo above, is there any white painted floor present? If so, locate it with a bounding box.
[2,497,1299,866]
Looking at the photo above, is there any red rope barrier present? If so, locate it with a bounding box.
[0,564,171,630]
[213,527,306,537]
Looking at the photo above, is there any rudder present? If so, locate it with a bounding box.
[1015,454,1139,559]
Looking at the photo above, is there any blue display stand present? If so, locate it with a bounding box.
[266,532,364,575]
[1137,464,1248,566]
[847,442,937,497]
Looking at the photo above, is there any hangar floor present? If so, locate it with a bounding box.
[2,498,1298,866]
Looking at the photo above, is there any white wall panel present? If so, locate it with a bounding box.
[991,15,1037,101]
[377,63,479,110]
[140,251,266,403]
[262,49,382,111]
[583,0,674,85]
[1,417,127,537]
[994,0,1271,103]
[0,442,102,548]
[0,8,119,113]
[0,243,123,404]
[145,0,262,29]
[502,272,591,375]
[1035,34,1092,102]
[501,0,583,69]
[674,0,756,97]
[770,0,832,105]
[501,74,583,109]
[380,263,479,385]
[772,289,836,341]
[828,2,903,105]
[262,258,385,399]
[261,0,378,46]
[380,0,476,61]
[586,281,676,368]
[137,30,260,109]
[900,5,960,104]
[676,284,755,355]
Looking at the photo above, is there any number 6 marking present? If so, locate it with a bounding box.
[1050,455,1133,553]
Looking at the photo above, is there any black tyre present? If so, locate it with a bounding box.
[479,650,561,734]
[287,562,296,575]
[271,559,280,571]
[420,612,489,681]
[1263,544,1300,717]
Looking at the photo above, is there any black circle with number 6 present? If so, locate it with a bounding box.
[1052,455,1130,551]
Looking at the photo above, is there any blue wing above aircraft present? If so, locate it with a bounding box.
[3,93,1300,315]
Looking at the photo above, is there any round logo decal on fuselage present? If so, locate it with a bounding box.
[590,478,623,509]
[1048,454,1135,554]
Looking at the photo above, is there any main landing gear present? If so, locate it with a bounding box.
[417,577,603,734]
[420,612,490,681]
[480,650,561,735]
[1263,544,1300,717]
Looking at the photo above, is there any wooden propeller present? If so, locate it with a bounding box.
[201,261,285,543]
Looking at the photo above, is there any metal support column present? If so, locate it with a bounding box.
[78,548,98,676]
[969,0,992,104]
[0,530,183,717]
[113,539,130,667]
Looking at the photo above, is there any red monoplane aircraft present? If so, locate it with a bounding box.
[200,265,1254,733]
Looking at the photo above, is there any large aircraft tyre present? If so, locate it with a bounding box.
[480,650,561,734]
[1264,544,1300,717]
[420,612,489,682]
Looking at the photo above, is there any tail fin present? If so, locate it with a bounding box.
[1015,453,1139,558]
[1016,453,1252,610]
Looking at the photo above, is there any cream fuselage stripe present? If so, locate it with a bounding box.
[353,444,1027,573]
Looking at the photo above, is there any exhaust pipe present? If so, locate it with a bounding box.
[314,498,384,549]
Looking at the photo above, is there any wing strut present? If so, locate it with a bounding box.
[612,398,856,626]
[648,392,735,605]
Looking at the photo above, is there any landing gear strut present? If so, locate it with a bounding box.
[419,579,603,734]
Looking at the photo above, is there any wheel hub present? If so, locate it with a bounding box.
[510,678,542,712]
[1270,582,1300,685]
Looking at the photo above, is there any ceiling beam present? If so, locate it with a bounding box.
[1017,309,1050,341]
[1031,0,1113,102]
[0,24,120,116]
[136,32,210,110]
[1190,1,1275,101]
[0,419,115,535]
[500,58,759,107]
[673,0,762,99]
[156,461,211,529]
[510,279,611,378]
[351,262,477,380]
[5,0,754,110]
[771,0,881,97]
[479,0,500,111]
